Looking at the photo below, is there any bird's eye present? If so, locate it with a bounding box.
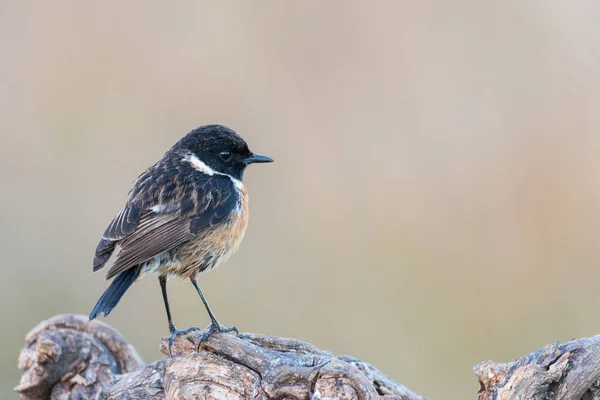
[219,151,232,162]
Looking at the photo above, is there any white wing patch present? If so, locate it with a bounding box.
[150,204,167,213]
[149,204,179,214]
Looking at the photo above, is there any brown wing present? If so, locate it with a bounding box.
[104,210,194,279]
[93,205,141,272]
[93,161,162,273]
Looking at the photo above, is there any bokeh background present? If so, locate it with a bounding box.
[2,1,600,398]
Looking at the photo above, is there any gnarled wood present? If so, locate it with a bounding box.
[475,335,600,400]
[16,314,426,400]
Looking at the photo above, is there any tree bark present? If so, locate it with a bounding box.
[16,314,426,400]
[475,335,600,400]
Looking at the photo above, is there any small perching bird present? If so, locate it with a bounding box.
[89,125,273,354]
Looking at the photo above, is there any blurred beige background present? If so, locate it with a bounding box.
[2,1,600,398]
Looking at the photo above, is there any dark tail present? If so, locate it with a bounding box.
[89,267,140,320]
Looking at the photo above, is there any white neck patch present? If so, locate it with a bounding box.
[184,153,216,176]
[183,153,243,190]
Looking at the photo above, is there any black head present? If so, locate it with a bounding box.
[172,125,273,180]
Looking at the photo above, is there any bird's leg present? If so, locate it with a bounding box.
[190,277,238,350]
[159,276,176,333]
[159,276,199,356]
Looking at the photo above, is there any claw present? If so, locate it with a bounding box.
[196,323,239,351]
[167,326,201,356]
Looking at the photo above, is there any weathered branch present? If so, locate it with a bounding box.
[16,314,426,399]
[475,335,600,399]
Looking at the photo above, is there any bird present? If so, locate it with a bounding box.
[89,124,273,354]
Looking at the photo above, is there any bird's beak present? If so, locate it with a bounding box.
[243,153,274,164]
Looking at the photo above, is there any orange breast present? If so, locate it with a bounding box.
[177,184,249,277]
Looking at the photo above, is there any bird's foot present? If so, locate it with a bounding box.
[196,322,238,351]
[167,325,201,356]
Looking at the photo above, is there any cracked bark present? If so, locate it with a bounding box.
[16,314,426,400]
[475,335,600,400]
